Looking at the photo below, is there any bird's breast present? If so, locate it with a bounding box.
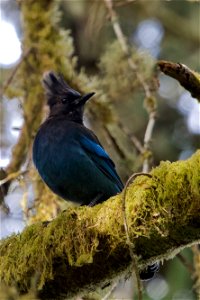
[33,124,97,200]
[34,126,84,177]
[33,120,120,204]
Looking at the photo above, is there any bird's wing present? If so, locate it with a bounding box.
[80,135,124,191]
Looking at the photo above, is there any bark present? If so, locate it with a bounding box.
[158,60,200,101]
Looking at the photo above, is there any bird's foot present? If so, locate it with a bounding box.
[139,262,160,281]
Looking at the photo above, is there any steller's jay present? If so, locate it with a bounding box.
[33,71,159,280]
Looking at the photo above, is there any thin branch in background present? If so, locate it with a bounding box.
[177,253,194,275]
[142,110,157,173]
[0,168,10,203]
[102,3,157,296]
[122,172,152,300]
[0,170,28,187]
[192,245,200,298]
[118,121,144,154]
[104,125,127,159]
[102,281,119,300]
[104,0,157,173]
[114,0,136,8]
[0,48,32,97]
[104,0,153,97]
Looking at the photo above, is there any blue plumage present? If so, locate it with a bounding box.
[33,118,123,205]
[33,72,123,206]
[80,136,124,192]
[32,71,159,279]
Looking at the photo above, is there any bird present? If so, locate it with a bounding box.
[33,71,123,206]
[32,71,159,279]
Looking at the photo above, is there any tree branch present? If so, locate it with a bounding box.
[104,0,158,173]
[0,151,200,299]
[0,48,32,97]
[158,60,200,101]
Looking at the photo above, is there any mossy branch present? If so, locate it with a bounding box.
[158,60,200,101]
[0,151,200,299]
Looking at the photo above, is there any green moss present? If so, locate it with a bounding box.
[2,0,200,297]
[1,151,199,298]
[99,41,155,104]
[0,148,200,298]
[6,0,76,174]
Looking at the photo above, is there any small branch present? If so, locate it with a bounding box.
[104,0,157,172]
[192,245,200,297]
[0,48,32,97]
[104,125,127,159]
[177,253,194,275]
[0,169,10,204]
[0,170,28,186]
[114,0,136,7]
[118,121,144,154]
[104,0,151,98]
[102,281,118,300]
[158,60,200,101]
[142,111,157,173]
[104,0,129,54]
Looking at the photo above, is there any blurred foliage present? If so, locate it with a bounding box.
[0,0,200,299]
[60,0,200,163]
[99,41,156,102]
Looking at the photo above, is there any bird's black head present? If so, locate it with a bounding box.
[42,71,95,123]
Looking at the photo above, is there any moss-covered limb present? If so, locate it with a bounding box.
[158,60,200,101]
[3,0,78,218]
[6,0,76,175]
[0,151,200,299]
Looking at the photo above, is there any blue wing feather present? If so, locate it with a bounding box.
[80,136,124,192]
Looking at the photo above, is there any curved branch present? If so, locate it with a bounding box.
[0,151,200,299]
[158,60,200,101]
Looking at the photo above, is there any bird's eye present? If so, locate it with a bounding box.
[61,98,67,104]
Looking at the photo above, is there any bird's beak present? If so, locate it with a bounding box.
[79,92,95,105]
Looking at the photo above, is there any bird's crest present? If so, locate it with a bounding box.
[42,71,81,107]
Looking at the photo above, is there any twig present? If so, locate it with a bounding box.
[118,121,144,154]
[103,7,155,296]
[102,281,118,300]
[177,253,194,275]
[104,0,157,173]
[142,111,156,173]
[0,170,28,186]
[192,245,200,298]
[0,48,32,97]
[104,125,127,159]
[158,60,200,101]
[122,172,152,300]
[114,0,136,7]
[104,0,149,95]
